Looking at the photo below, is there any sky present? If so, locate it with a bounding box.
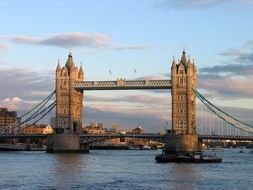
[0,0,253,132]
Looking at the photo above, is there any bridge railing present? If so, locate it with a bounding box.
[74,79,172,90]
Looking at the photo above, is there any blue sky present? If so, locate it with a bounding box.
[0,0,253,132]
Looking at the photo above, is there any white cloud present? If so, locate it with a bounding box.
[156,0,253,9]
[199,73,253,99]
[3,32,150,50]
[0,44,9,50]
[84,105,170,132]
[0,67,54,100]
[199,40,253,99]
[0,97,27,111]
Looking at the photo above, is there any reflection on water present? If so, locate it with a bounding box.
[50,154,85,189]
[51,153,84,173]
[170,164,199,190]
[0,149,252,190]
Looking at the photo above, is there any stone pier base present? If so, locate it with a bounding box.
[164,134,201,155]
[47,134,89,153]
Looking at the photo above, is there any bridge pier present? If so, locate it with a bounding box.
[47,134,89,153]
[164,134,201,155]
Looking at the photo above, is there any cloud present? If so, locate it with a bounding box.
[156,0,253,9]
[198,73,253,99]
[221,48,253,63]
[200,63,253,75]
[244,40,253,48]
[0,44,9,50]
[172,0,227,8]
[83,93,171,132]
[135,75,166,80]
[113,45,151,50]
[0,97,27,110]
[3,32,150,50]
[84,105,170,133]
[85,94,170,107]
[198,42,253,99]
[0,67,54,100]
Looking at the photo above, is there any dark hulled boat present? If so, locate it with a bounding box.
[155,152,222,163]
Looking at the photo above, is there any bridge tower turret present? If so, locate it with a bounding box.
[171,50,197,135]
[55,53,84,134]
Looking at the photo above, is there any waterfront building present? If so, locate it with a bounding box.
[82,123,106,134]
[131,126,144,134]
[111,123,119,130]
[23,124,54,135]
[0,108,20,133]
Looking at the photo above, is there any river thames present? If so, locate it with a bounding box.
[0,148,252,190]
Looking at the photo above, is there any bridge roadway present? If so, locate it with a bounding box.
[0,134,253,142]
[74,79,172,90]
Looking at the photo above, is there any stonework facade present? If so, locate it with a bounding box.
[23,124,54,135]
[0,108,20,133]
[171,51,197,135]
[55,53,84,134]
[55,51,197,136]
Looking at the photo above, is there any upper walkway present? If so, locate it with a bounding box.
[74,79,172,90]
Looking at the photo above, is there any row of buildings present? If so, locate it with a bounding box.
[0,108,54,135]
[82,122,144,135]
[0,107,145,135]
[0,108,19,133]
[0,107,162,148]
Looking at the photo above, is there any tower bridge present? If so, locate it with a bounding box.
[1,50,252,153]
[49,50,199,153]
[55,51,196,137]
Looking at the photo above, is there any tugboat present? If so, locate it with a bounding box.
[155,151,222,163]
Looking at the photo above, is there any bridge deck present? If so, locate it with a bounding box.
[1,134,252,141]
[74,79,172,90]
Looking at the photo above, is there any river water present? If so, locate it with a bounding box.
[0,148,252,190]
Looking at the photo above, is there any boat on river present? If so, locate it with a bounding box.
[155,152,222,163]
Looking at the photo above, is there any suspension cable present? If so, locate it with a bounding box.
[20,90,55,119]
[2,91,56,134]
[16,100,56,127]
[20,91,55,123]
[194,90,253,134]
[194,89,253,128]
[14,102,56,134]
[31,101,56,125]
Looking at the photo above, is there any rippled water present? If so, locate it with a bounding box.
[0,149,252,190]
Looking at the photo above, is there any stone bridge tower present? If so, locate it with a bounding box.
[171,51,197,135]
[55,53,84,134]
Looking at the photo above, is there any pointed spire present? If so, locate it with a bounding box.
[56,59,61,71]
[172,56,176,68]
[65,52,75,70]
[187,55,191,65]
[180,50,188,67]
[79,62,84,74]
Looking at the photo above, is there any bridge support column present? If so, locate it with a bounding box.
[47,134,89,153]
[164,134,201,155]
